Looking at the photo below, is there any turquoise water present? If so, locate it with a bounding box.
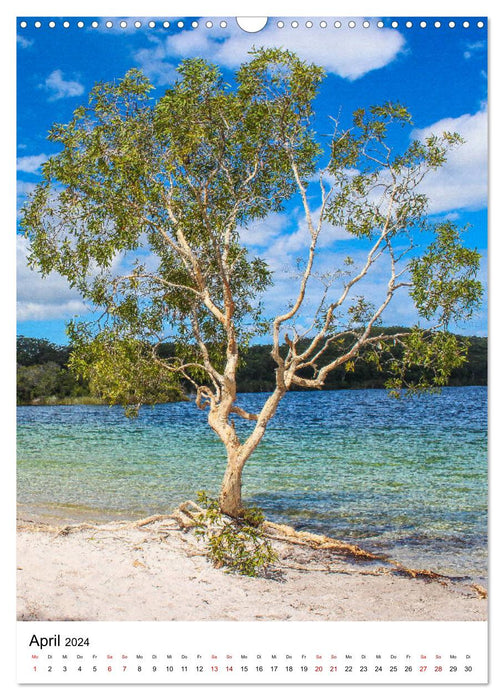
[17,387,487,580]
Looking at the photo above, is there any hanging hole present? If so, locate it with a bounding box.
[236,17,268,33]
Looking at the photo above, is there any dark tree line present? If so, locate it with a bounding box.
[232,328,487,392]
[17,336,71,366]
[17,330,487,405]
[17,337,89,404]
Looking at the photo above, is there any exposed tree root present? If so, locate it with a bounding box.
[17,503,482,590]
[262,521,379,559]
[261,521,450,581]
[470,584,488,599]
[277,561,388,576]
[44,501,205,539]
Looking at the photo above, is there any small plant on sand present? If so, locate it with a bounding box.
[194,491,277,577]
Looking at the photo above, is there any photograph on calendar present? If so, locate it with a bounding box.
[17,17,487,625]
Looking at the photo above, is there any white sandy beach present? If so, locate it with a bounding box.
[16,514,486,622]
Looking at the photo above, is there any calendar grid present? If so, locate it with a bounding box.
[17,621,488,684]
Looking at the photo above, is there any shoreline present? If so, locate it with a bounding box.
[16,502,488,584]
[17,513,487,623]
[16,382,488,407]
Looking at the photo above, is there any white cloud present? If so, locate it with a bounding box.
[17,181,37,218]
[239,211,290,247]
[17,181,36,197]
[241,200,352,254]
[16,236,88,321]
[17,154,48,174]
[17,34,33,49]
[412,108,487,214]
[17,300,89,322]
[464,40,486,60]
[41,70,85,101]
[134,43,178,86]
[266,213,351,261]
[134,19,405,84]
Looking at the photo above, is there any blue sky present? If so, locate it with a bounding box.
[16,16,488,344]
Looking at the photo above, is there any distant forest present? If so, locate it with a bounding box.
[17,330,487,405]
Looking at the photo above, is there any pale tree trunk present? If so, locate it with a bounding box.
[217,386,287,518]
[219,447,246,517]
[207,397,246,518]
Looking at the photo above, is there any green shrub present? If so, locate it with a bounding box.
[194,491,277,577]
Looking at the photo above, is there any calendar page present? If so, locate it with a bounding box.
[15,6,489,688]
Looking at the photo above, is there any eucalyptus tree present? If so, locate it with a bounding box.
[21,49,482,517]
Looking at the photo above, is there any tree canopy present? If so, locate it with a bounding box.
[20,48,483,515]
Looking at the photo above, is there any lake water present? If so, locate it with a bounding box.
[17,386,487,581]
